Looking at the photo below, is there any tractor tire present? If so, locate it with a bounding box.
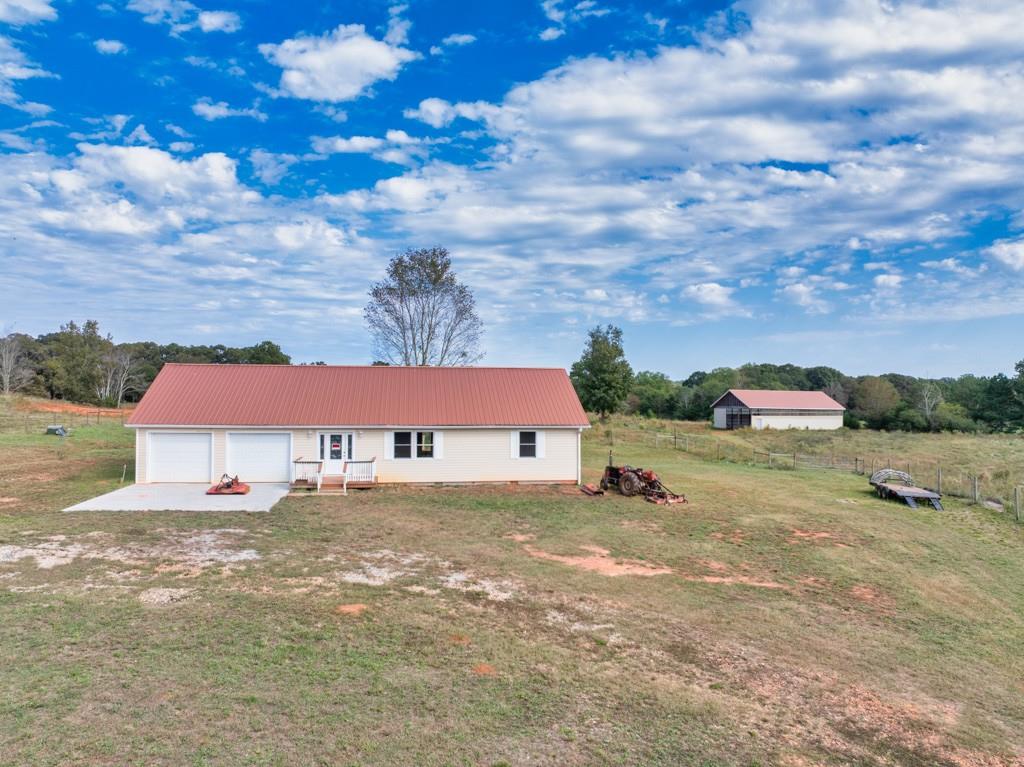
[599,477,609,491]
[619,471,642,497]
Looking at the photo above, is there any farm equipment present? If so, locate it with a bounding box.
[600,452,687,505]
[869,469,942,510]
[206,474,251,495]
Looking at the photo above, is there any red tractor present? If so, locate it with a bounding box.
[599,452,687,505]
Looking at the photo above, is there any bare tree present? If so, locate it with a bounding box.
[95,348,137,406]
[0,334,33,394]
[823,375,848,406]
[364,247,484,366]
[918,381,944,430]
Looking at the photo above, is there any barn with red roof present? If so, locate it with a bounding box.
[711,389,845,430]
[127,364,590,488]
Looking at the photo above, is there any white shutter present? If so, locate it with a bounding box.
[536,430,545,459]
[510,431,519,459]
[433,431,443,459]
[385,431,395,460]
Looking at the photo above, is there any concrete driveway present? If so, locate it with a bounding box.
[65,483,291,512]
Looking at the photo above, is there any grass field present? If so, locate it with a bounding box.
[602,416,1024,507]
[2,407,1024,765]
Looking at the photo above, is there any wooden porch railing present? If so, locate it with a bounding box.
[292,459,324,492]
[343,457,377,485]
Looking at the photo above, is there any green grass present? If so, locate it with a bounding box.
[2,403,1024,765]
[599,414,1024,505]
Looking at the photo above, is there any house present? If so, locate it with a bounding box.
[126,364,590,487]
[711,389,845,430]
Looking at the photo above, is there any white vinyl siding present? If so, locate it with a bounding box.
[225,432,292,482]
[136,427,577,484]
[387,430,443,460]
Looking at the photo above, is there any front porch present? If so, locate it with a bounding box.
[291,458,377,495]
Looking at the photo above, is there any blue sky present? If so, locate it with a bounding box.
[1,0,1022,378]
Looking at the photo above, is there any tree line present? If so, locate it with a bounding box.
[571,325,1024,433]
[0,321,290,406]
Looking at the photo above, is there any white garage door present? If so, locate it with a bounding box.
[149,432,212,483]
[226,432,291,482]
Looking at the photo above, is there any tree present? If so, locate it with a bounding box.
[570,325,633,418]
[364,247,484,366]
[0,333,33,394]
[627,371,679,417]
[852,376,901,427]
[918,381,944,430]
[95,347,139,407]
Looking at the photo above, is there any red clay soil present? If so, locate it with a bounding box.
[448,633,471,645]
[334,603,368,616]
[522,544,674,577]
[471,663,497,676]
[16,400,132,417]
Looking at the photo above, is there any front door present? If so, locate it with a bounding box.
[319,432,353,474]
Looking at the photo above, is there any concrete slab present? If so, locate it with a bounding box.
[65,483,290,512]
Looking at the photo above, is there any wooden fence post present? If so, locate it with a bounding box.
[973,476,980,503]
[716,442,721,461]
[769,453,774,468]
[1015,486,1021,523]
[936,465,942,495]
[793,452,798,470]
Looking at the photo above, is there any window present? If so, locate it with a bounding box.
[416,431,434,458]
[518,430,537,458]
[393,431,435,459]
[394,431,412,459]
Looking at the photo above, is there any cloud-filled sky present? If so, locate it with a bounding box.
[1,0,1022,377]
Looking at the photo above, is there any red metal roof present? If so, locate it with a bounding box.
[127,364,590,427]
[712,389,846,410]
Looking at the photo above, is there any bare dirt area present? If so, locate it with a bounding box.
[522,543,674,576]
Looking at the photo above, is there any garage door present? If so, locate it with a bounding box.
[148,432,212,483]
[226,432,291,482]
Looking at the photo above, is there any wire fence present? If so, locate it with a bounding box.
[0,408,126,434]
[640,429,1024,522]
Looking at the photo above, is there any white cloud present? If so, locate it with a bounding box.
[249,149,297,184]
[192,98,267,122]
[538,0,608,40]
[683,282,734,307]
[985,237,1024,270]
[920,257,986,277]
[127,1,241,34]
[169,141,195,153]
[0,34,54,114]
[197,10,240,32]
[0,0,56,24]
[311,135,386,154]
[125,123,156,145]
[94,39,126,55]
[403,97,493,128]
[430,32,476,55]
[259,22,419,103]
[873,273,904,289]
[310,130,430,165]
[384,4,411,46]
[165,123,190,138]
[644,13,667,35]
[778,283,830,314]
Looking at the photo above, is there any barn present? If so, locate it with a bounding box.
[126,364,590,487]
[711,389,845,430]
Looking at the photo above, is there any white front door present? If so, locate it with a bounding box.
[319,432,353,474]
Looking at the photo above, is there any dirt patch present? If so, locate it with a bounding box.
[504,532,536,542]
[439,572,518,601]
[681,573,787,589]
[0,497,19,505]
[619,519,665,534]
[448,633,471,645]
[471,663,497,676]
[710,529,747,545]
[138,587,193,605]
[0,529,259,571]
[523,544,673,577]
[334,603,368,616]
[16,400,131,417]
[789,529,851,548]
[849,584,893,609]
